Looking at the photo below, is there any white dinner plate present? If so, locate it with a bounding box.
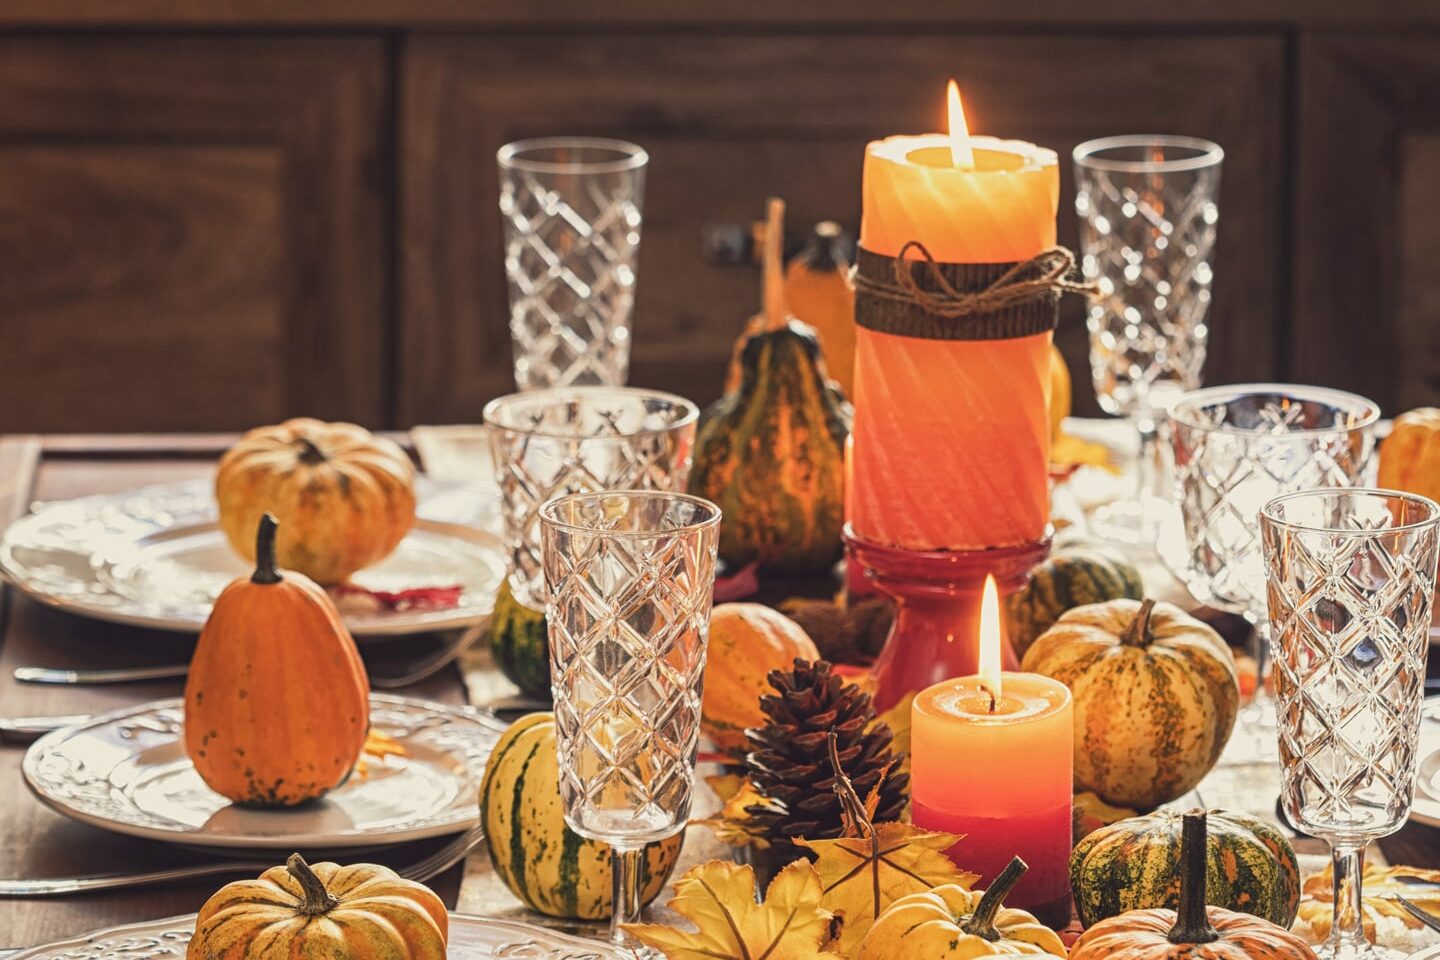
[0,478,505,637]
[9,912,622,959]
[1411,703,1440,829]
[22,695,499,850]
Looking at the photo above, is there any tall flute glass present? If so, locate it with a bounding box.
[541,491,721,948]
[498,137,648,390]
[485,386,698,613]
[1074,135,1223,543]
[1170,384,1379,761]
[1262,489,1440,960]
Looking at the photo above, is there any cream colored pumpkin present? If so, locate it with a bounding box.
[1021,598,1239,809]
[216,417,416,585]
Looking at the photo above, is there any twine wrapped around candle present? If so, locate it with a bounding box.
[853,240,1095,341]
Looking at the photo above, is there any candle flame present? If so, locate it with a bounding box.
[978,574,1002,708]
[946,79,975,169]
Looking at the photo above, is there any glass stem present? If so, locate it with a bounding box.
[610,845,645,946]
[1330,842,1370,954]
[1135,413,1160,506]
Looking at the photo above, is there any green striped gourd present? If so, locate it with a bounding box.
[488,579,550,699]
[1071,807,1301,928]
[1006,544,1143,659]
[478,712,682,919]
[1020,598,1239,810]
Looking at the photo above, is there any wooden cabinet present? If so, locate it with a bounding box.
[0,39,387,432]
[1295,35,1440,413]
[400,33,1285,422]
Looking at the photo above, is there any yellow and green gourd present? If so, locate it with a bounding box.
[488,579,550,700]
[690,198,850,575]
[1006,544,1144,659]
[478,713,682,919]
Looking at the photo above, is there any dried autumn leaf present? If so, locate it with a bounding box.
[625,859,844,960]
[1299,862,1440,941]
[1052,431,1121,475]
[693,775,777,850]
[798,822,979,955]
[873,692,915,781]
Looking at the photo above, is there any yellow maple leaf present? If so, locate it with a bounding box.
[693,775,777,850]
[873,692,915,781]
[1300,862,1440,941]
[625,859,844,960]
[797,822,979,956]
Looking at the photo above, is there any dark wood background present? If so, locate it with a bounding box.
[0,1,1436,429]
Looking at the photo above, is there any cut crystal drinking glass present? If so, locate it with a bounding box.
[541,491,720,948]
[1074,135,1222,543]
[498,137,648,390]
[484,387,698,611]
[1263,489,1440,960]
[1170,384,1379,762]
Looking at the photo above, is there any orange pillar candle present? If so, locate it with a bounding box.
[850,85,1059,551]
[910,576,1073,927]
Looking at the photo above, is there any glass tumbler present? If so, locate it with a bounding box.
[1169,384,1379,759]
[1263,490,1440,960]
[541,491,721,946]
[498,137,648,390]
[1074,134,1223,543]
[484,386,698,612]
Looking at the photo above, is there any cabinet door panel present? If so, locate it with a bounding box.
[0,39,387,432]
[402,33,1284,421]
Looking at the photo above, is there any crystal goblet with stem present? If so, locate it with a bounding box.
[540,491,721,949]
[498,137,648,390]
[1169,384,1379,764]
[1074,134,1223,544]
[1262,489,1440,960]
[484,386,698,613]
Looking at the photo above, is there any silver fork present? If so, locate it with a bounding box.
[0,823,486,897]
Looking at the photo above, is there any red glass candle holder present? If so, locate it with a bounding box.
[846,525,1051,711]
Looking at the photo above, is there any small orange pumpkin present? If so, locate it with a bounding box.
[1379,407,1440,506]
[185,514,370,807]
[1069,811,1317,960]
[700,603,820,753]
[216,417,416,585]
[188,853,446,959]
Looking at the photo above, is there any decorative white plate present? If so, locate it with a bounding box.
[1410,704,1440,828]
[22,695,499,850]
[9,912,621,959]
[0,478,505,637]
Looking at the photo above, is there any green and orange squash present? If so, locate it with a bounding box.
[1071,807,1301,928]
[1006,544,1144,659]
[1020,598,1239,810]
[478,713,682,920]
[690,198,850,574]
[488,579,550,700]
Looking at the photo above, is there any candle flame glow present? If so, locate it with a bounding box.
[946,79,976,169]
[978,574,1002,709]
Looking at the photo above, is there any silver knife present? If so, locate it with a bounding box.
[0,714,89,744]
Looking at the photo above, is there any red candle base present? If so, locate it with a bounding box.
[912,796,1073,930]
[846,525,1051,711]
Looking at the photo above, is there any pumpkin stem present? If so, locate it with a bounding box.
[286,853,339,916]
[295,436,327,465]
[251,513,283,585]
[961,857,1028,942]
[1166,810,1220,945]
[1122,598,1157,648]
[761,197,788,333]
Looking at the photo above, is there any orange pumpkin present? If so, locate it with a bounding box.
[185,514,370,807]
[216,417,416,585]
[700,603,820,754]
[1379,407,1440,506]
[189,854,446,959]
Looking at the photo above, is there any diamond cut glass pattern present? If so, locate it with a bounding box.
[498,138,647,390]
[1074,135,1222,417]
[484,387,698,610]
[1262,490,1440,960]
[541,492,719,947]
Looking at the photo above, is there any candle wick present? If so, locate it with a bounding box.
[980,682,998,713]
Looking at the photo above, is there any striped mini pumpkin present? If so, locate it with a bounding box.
[1071,808,1301,928]
[1006,545,1144,659]
[478,712,682,920]
[1020,598,1239,810]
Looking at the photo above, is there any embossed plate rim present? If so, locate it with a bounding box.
[8,912,622,959]
[0,478,504,637]
[22,694,495,850]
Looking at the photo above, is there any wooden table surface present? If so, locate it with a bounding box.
[0,435,469,949]
[2,431,1440,952]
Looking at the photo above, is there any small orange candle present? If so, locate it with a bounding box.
[850,83,1059,551]
[910,576,1073,926]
